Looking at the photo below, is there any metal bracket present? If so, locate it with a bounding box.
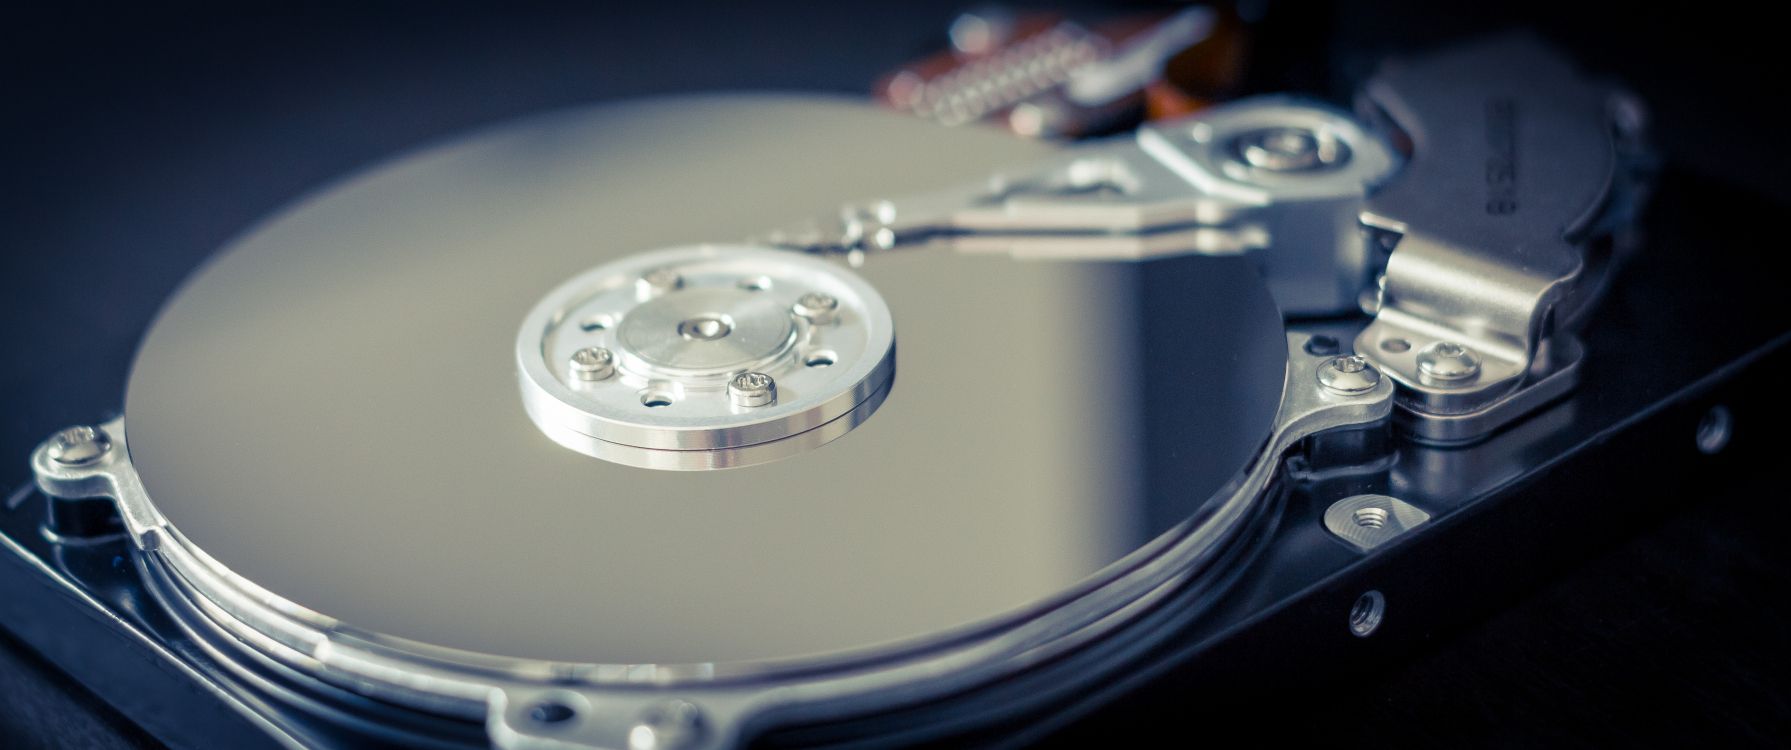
[32,419,167,549]
[1353,34,1648,440]
[1323,494,1430,552]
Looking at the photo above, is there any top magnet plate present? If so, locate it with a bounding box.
[122,94,1288,669]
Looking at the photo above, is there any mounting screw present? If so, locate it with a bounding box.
[1317,355,1380,395]
[728,371,776,407]
[792,292,840,325]
[1232,126,1347,172]
[569,347,616,381]
[1416,341,1482,384]
[637,268,684,298]
[627,699,705,750]
[47,426,111,466]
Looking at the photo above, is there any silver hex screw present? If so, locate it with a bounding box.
[627,699,705,750]
[792,292,840,325]
[1416,341,1482,384]
[569,347,616,381]
[1232,126,1349,172]
[728,371,777,407]
[637,268,684,298]
[46,425,112,466]
[1317,355,1381,395]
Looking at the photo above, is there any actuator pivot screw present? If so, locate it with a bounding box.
[1416,341,1482,384]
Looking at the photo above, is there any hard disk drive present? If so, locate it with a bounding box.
[4,21,1787,750]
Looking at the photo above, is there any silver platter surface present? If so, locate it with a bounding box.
[122,94,1288,670]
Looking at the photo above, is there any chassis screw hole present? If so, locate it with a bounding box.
[1696,404,1733,455]
[1352,507,1389,529]
[804,351,837,368]
[1380,338,1411,353]
[1304,335,1341,356]
[1349,590,1386,638]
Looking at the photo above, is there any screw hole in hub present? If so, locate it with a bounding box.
[676,314,733,341]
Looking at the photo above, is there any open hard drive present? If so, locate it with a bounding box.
[4,9,1790,749]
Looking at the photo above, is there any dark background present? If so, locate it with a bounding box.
[3,2,1787,747]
